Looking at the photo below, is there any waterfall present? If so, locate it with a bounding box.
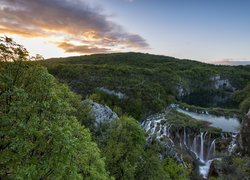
[151,122,156,135]
[184,128,187,146]
[163,126,167,136]
[142,118,230,179]
[192,136,197,155]
[207,139,216,160]
[184,131,215,162]
[200,132,204,162]
[182,129,218,179]
[145,121,151,132]
[227,132,238,155]
[141,104,240,180]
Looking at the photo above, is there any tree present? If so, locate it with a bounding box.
[136,140,169,180]
[0,36,29,62]
[103,116,146,180]
[232,83,250,155]
[0,37,110,179]
[163,157,190,180]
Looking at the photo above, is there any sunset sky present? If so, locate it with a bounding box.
[0,0,250,63]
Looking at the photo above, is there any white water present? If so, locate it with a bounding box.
[176,107,240,133]
[183,129,217,179]
[142,106,240,179]
[200,132,204,160]
[207,139,216,160]
[228,132,238,155]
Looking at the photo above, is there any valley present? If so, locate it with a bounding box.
[40,52,250,179]
[1,0,250,179]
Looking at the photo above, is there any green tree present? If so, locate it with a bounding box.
[163,157,190,180]
[136,140,169,180]
[103,116,146,180]
[0,37,110,179]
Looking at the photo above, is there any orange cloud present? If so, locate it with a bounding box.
[0,0,149,54]
[0,27,44,38]
[58,42,110,54]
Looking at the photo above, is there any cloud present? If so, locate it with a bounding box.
[0,0,148,54]
[57,42,110,54]
[213,59,250,66]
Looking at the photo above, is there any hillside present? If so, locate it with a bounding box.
[1,36,249,179]
[40,53,250,179]
[41,52,250,119]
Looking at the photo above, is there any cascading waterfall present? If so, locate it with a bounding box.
[141,112,186,165]
[182,129,218,179]
[141,104,240,179]
[207,139,216,160]
[200,132,204,161]
[143,118,220,178]
[192,136,197,156]
[228,132,238,155]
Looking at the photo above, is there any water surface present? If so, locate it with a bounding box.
[176,108,240,132]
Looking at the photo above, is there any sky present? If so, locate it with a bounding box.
[0,0,250,64]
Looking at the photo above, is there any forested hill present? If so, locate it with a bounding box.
[41,52,250,119]
[1,35,249,179]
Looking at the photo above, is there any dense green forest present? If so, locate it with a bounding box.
[1,37,250,179]
[41,52,250,119]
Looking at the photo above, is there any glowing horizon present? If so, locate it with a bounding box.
[1,0,250,64]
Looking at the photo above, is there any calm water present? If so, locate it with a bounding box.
[176,108,240,132]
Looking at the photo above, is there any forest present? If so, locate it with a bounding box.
[42,51,250,119]
[1,37,250,179]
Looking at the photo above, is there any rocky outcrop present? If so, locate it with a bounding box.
[211,74,235,91]
[176,84,190,98]
[83,100,118,126]
[97,87,127,99]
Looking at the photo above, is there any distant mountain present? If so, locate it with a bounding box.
[213,60,250,66]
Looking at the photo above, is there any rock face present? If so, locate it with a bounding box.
[241,108,250,155]
[83,100,118,125]
[97,87,127,99]
[211,74,235,91]
[176,84,189,98]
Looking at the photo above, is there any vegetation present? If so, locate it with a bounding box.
[100,116,191,180]
[178,102,240,118]
[0,37,194,179]
[163,157,190,180]
[0,37,110,179]
[231,83,250,156]
[40,53,250,119]
[1,37,250,179]
[102,116,145,179]
[167,110,222,134]
[211,156,250,179]
[232,83,250,114]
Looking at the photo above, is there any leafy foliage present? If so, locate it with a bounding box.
[232,83,250,114]
[40,53,250,119]
[0,38,110,179]
[0,36,29,62]
[211,156,250,179]
[1,37,249,180]
[163,157,190,180]
[102,116,146,179]
[136,140,169,180]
